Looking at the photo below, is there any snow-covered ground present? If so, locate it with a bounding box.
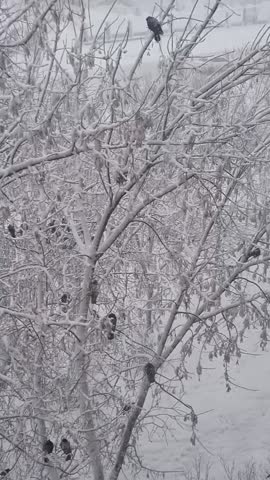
[135,334,270,479]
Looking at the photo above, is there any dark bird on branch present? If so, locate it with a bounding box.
[60,438,72,461]
[108,313,117,340]
[101,313,117,340]
[247,247,261,260]
[0,470,10,477]
[43,439,54,463]
[90,279,99,304]
[43,439,54,454]
[7,224,16,238]
[144,362,156,383]
[146,16,163,42]
[60,292,71,304]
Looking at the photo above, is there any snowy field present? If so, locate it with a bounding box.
[134,333,270,479]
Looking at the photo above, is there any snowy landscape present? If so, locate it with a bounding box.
[1,1,270,479]
[137,333,270,479]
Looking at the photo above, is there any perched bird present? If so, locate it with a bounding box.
[90,279,99,304]
[146,16,163,42]
[43,439,54,463]
[0,470,10,477]
[43,439,54,454]
[101,313,117,340]
[60,293,70,304]
[247,247,261,260]
[7,224,16,238]
[107,313,117,340]
[60,438,71,461]
[144,362,156,383]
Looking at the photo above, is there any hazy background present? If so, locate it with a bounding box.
[92,0,270,24]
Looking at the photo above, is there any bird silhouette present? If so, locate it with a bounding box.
[43,439,54,463]
[60,438,71,461]
[146,16,163,42]
[7,224,16,238]
[101,313,117,340]
[43,440,54,454]
[0,470,10,477]
[107,313,117,340]
[247,247,261,260]
[144,362,156,383]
